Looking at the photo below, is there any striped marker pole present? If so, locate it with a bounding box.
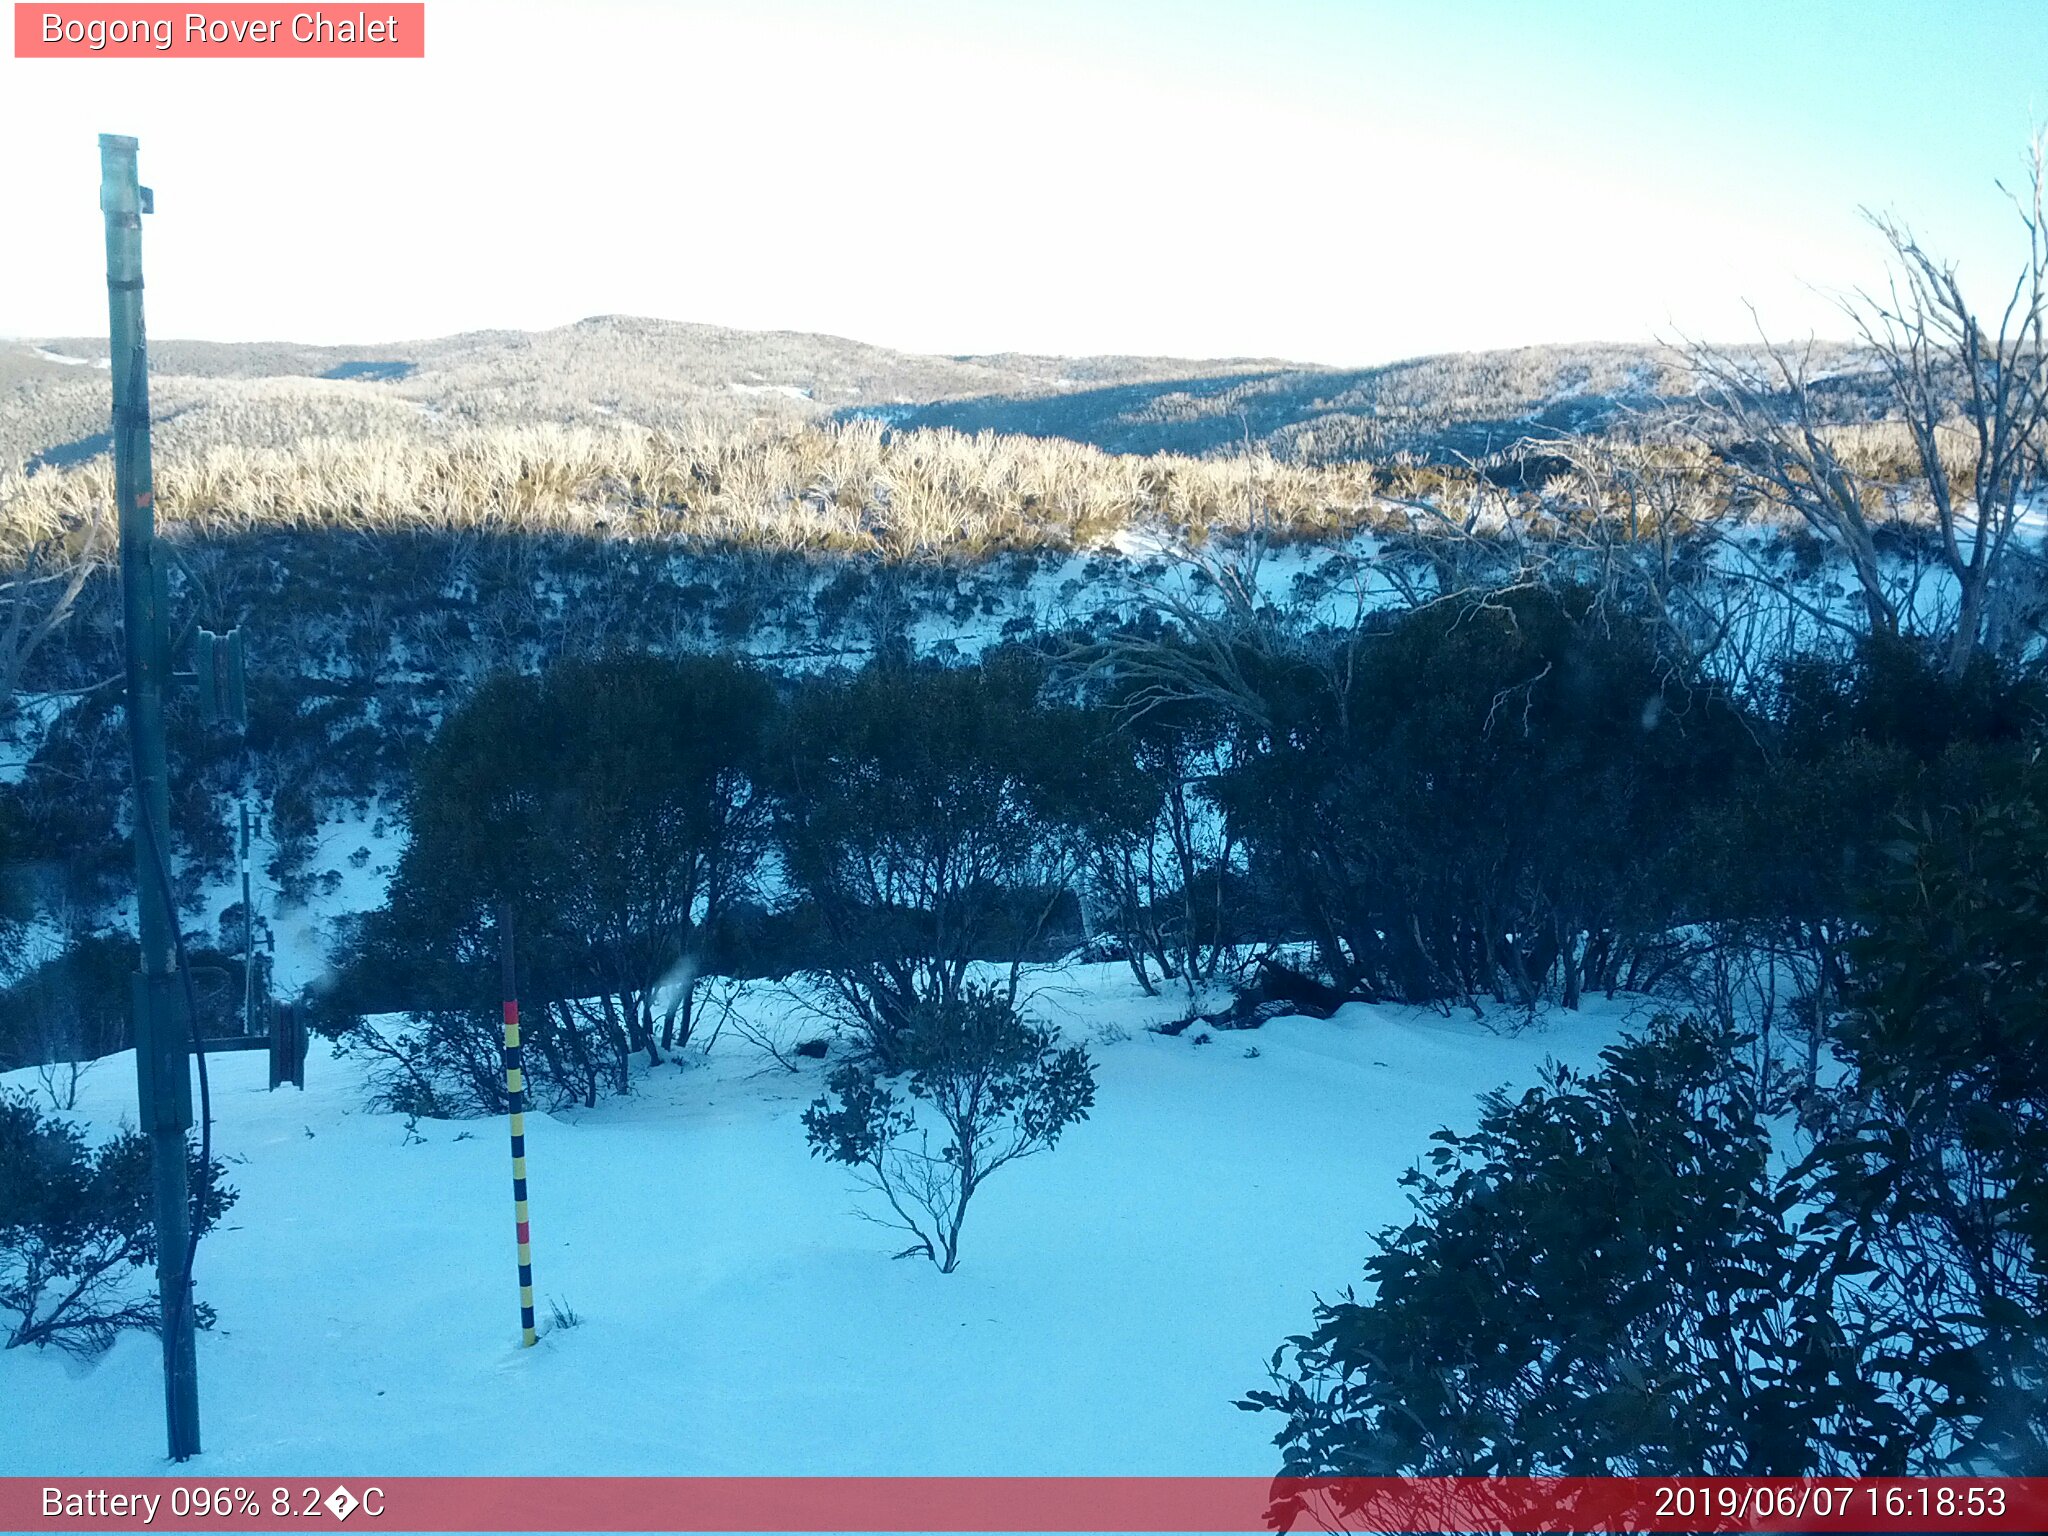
[499,906,538,1347]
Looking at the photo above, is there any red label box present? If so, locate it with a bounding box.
[3,1477,2047,1532]
[13,4,426,57]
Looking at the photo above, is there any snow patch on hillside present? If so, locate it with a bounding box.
[30,346,108,370]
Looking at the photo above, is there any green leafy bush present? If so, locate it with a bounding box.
[772,653,1132,1065]
[329,651,777,1110]
[1212,587,1748,1008]
[0,933,130,1073]
[803,986,1095,1272]
[0,1090,236,1354]
[1241,1018,1908,1474]
[1820,786,2048,1471]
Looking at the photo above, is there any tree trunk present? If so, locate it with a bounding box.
[1946,570,1988,681]
[1557,916,1582,1011]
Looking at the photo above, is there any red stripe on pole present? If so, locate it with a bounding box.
[4,1478,2046,1532]
[516,1220,530,1243]
[504,999,519,1028]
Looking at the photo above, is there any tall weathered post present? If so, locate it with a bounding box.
[240,802,256,1039]
[102,132,202,1461]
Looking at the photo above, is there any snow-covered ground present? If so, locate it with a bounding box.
[0,967,1647,1476]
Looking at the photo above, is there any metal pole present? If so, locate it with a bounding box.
[240,802,255,1039]
[102,132,202,1459]
[499,906,538,1346]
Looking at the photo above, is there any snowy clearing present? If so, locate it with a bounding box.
[0,968,1644,1476]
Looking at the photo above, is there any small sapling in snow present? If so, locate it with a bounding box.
[803,986,1094,1273]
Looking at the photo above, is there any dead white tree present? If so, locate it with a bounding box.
[1686,327,1916,643]
[0,492,107,979]
[1689,135,2048,676]
[1546,438,1756,668]
[1852,138,2048,671]
[0,499,105,712]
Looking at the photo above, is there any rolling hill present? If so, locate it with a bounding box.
[2,316,1880,476]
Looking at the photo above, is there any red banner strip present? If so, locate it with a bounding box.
[3,1477,2046,1532]
[13,5,425,58]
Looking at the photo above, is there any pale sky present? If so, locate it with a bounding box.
[2,0,2043,364]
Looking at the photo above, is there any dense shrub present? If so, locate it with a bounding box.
[0,933,131,1073]
[1819,781,2048,1471]
[0,798,23,978]
[1241,1018,1910,1475]
[1081,682,1248,1000]
[1243,763,2048,1479]
[1211,587,1748,1008]
[1774,634,2046,767]
[1681,636,2046,1088]
[0,1090,236,1353]
[329,652,777,1111]
[771,652,1135,1066]
[0,695,130,908]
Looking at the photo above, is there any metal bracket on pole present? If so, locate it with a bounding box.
[131,973,194,1132]
[270,1003,306,1092]
[194,627,247,728]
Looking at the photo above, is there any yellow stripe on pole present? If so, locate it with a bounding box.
[501,908,537,1349]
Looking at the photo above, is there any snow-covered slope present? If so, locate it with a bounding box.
[0,970,1643,1476]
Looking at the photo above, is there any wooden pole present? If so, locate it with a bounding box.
[103,131,202,1460]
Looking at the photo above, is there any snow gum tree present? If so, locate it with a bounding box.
[1205,586,1746,1009]
[771,652,1135,1067]
[1082,677,1244,1003]
[802,986,1095,1272]
[332,652,775,1109]
[1690,135,2048,677]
